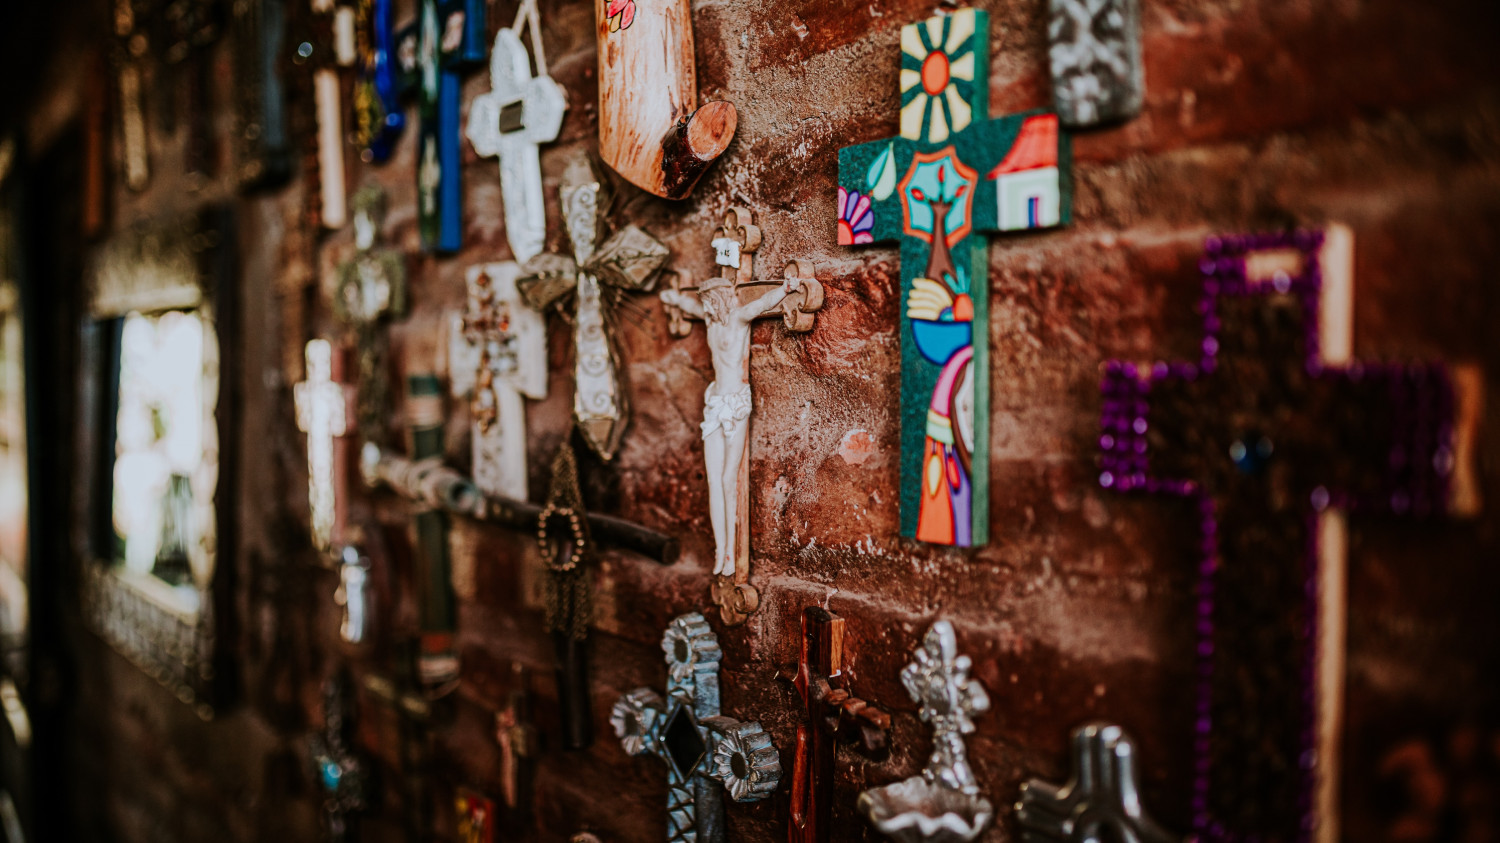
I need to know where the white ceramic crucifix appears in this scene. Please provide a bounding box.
[659,207,823,625]
[295,339,356,554]
[448,262,547,500]
[465,0,566,264]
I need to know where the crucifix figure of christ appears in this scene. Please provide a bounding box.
[838,7,1072,548]
[782,607,893,843]
[295,339,356,555]
[412,0,483,252]
[465,0,566,265]
[519,154,670,460]
[1097,228,1472,842]
[336,185,407,443]
[1015,722,1176,843]
[610,612,782,843]
[448,262,547,500]
[857,620,993,842]
[494,663,538,831]
[659,207,823,625]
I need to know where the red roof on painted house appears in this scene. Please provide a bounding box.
[987,114,1059,178]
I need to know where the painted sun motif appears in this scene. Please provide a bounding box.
[899,10,979,145]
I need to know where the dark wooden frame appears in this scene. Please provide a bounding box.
[77,206,238,718]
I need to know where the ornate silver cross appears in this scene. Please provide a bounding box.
[519,155,669,460]
[448,262,547,500]
[1015,723,1177,843]
[858,620,993,843]
[465,0,566,264]
[610,612,782,843]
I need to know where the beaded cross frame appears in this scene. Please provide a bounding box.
[1099,230,1455,841]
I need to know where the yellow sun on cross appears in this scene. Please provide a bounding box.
[898,10,978,145]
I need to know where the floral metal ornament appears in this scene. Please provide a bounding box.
[858,620,993,843]
[1047,0,1143,128]
[519,155,670,460]
[1015,723,1176,843]
[610,612,782,843]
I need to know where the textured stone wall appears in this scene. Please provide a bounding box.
[29,0,1500,840]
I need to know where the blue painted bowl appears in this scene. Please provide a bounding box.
[911,319,972,365]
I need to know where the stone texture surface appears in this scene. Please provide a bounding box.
[18,0,1500,840]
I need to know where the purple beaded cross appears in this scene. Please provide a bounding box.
[1098,230,1455,842]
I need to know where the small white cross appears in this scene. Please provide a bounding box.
[295,339,353,552]
[466,27,566,264]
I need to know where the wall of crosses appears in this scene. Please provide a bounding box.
[21,0,1500,840]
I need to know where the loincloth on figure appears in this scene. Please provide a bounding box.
[701,381,752,438]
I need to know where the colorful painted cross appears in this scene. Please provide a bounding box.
[786,607,892,843]
[352,0,406,162]
[447,262,547,500]
[838,8,1071,548]
[1097,229,1461,842]
[610,612,782,843]
[465,0,566,264]
[309,671,370,843]
[659,207,823,625]
[518,155,670,461]
[414,0,485,252]
[295,339,356,555]
[856,620,993,842]
[1015,723,1176,843]
[335,185,406,443]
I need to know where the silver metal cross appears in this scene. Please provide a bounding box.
[610,612,782,843]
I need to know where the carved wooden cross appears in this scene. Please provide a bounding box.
[336,185,407,442]
[448,262,547,500]
[466,0,566,264]
[298,0,351,228]
[591,0,736,198]
[660,207,822,625]
[837,8,1071,548]
[1015,723,1175,843]
[494,663,538,830]
[518,155,670,460]
[610,612,782,843]
[786,607,892,843]
[1097,228,1471,842]
[309,671,370,843]
[295,339,356,555]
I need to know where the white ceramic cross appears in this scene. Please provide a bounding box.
[295,339,354,553]
[465,0,566,264]
[449,263,548,500]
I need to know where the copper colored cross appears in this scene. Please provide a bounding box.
[787,607,891,843]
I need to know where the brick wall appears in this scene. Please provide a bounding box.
[29,0,1500,840]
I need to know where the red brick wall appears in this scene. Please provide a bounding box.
[38,0,1500,840]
